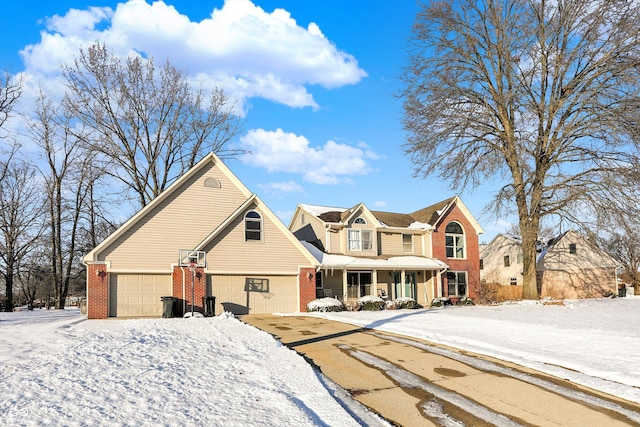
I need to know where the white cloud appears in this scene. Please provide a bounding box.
[373,200,387,208]
[17,0,366,113]
[239,128,377,185]
[257,180,304,197]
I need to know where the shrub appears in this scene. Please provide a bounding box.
[458,297,474,306]
[395,297,419,309]
[357,296,385,311]
[431,297,451,307]
[475,281,499,304]
[306,297,345,312]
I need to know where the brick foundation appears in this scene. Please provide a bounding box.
[172,266,206,316]
[87,263,109,319]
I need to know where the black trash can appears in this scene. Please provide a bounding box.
[161,296,177,318]
[619,287,627,298]
[202,296,216,317]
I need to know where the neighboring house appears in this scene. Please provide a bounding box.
[289,197,484,306]
[84,153,318,319]
[479,234,525,287]
[480,230,619,299]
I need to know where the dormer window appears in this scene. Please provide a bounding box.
[354,217,367,225]
[245,211,262,241]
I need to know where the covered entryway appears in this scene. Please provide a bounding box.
[109,274,172,317]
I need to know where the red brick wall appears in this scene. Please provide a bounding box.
[431,204,481,299]
[299,268,316,312]
[87,264,109,319]
[172,266,206,315]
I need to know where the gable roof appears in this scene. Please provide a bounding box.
[84,152,317,266]
[297,196,484,234]
[538,229,618,267]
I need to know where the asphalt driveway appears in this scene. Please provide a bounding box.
[242,314,640,427]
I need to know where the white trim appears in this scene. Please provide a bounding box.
[205,270,304,276]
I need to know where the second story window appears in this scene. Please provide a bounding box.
[245,211,262,241]
[569,243,577,254]
[402,234,413,253]
[445,222,465,258]
[504,255,510,267]
[354,217,367,224]
[348,229,373,251]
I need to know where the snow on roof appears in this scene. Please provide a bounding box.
[299,203,347,217]
[407,221,432,230]
[301,241,448,270]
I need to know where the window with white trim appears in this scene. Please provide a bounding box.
[446,271,467,297]
[445,222,465,258]
[245,211,262,241]
[354,217,367,224]
[402,234,413,253]
[348,229,373,251]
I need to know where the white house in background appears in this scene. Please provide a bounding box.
[481,230,619,299]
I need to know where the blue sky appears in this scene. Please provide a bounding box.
[0,0,511,242]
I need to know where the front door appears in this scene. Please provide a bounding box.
[405,272,416,299]
[347,271,372,298]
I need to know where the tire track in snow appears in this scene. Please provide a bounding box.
[339,344,524,427]
[372,332,640,425]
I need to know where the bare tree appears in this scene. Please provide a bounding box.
[401,0,640,299]
[0,157,45,311]
[0,71,22,132]
[589,209,640,295]
[29,91,99,309]
[63,42,244,208]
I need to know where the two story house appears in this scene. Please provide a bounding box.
[289,197,484,306]
[480,230,619,299]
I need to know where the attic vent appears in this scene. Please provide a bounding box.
[204,177,221,188]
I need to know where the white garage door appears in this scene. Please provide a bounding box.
[110,274,172,317]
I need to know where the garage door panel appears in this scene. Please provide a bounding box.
[110,274,171,317]
[210,275,297,315]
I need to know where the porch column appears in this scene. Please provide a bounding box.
[400,270,406,298]
[372,270,378,297]
[342,270,348,300]
[436,270,444,298]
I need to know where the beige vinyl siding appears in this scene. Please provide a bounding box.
[109,274,171,317]
[328,229,341,253]
[98,162,247,270]
[292,214,327,249]
[378,232,425,256]
[205,204,311,273]
[538,234,617,271]
[209,274,298,314]
[380,232,402,255]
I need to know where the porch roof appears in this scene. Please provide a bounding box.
[301,241,448,271]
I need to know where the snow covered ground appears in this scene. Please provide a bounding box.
[2,296,639,426]
[314,296,640,404]
[0,310,380,426]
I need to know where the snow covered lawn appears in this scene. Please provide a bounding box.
[2,297,640,426]
[314,296,640,404]
[0,310,370,426]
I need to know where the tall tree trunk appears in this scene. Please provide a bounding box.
[4,264,14,311]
